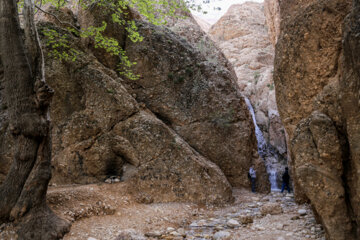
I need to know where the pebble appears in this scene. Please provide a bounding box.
[276,223,284,230]
[167,227,175,232]
[213,231,231,239]
[87,238,97,240]
[170,231,181,236]
[226,219,240,228]
[145,231,162,237]
[298,209,307,216]
[239,215,253,224]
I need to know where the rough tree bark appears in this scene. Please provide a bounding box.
[0,0,70,238]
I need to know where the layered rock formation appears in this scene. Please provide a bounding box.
[207,2,287,187]
[0,3,271,204]
[272,0,359,238]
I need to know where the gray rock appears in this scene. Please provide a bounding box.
[213,231,231,239]
[298,209,307,216]
[145,231,162,238]
[226,219,240,228]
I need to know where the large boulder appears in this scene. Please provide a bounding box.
[273,0,359,238]
[77,4,270,191]
[42,20,234,204]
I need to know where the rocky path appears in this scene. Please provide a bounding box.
[0,183,325,240]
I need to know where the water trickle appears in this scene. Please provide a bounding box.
[269,169,280,191]
[244,97,280,191]
[244,97,266,156]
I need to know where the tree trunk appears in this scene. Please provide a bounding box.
[0,0,70,239]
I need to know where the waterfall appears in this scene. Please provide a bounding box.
[244,97,280,191]
[244,97,267,156]
[269,169,280,191]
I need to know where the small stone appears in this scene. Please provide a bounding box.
[239,215,253,224]
[170,231,181,236]
[167,227,175,232]
[277,237,285,240]
[298,209,307,216]
[177,228,185,235]
[105,178,112,184]
[145,231,162,237]
[87,238,97,240]
[213,231,231,239]
[215,225,225,231]
[226,219,240,228]
[261,203,283,215]
[291,215,300,220]
[276,223,284,230]
[189,222,198,227]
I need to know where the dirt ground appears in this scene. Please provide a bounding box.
[0,182,325,240]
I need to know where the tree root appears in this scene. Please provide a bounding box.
[16,205,70,240]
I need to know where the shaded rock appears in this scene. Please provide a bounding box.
[239,215,254,224]
[273,0,359,238]
[341,2,360,236]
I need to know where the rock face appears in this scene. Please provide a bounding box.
[0,3,270,203]
[78,4,270,191]
[341,1,360,237]
[208,2,287,187]
[273,0,359,238]
[264,0,280,46]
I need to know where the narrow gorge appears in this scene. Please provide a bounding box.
[0,0,359,239]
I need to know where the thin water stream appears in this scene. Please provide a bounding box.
[244,97,280,191]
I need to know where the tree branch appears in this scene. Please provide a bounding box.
[34,5,79,30]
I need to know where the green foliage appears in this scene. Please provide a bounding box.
[41,28,80,62]
[267,83,274,90]
[19,0,202,80]
[253,71,260,82]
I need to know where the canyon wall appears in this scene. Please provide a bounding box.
[208,2,287,187]
[272,0,359,238]
[0,4,270,204]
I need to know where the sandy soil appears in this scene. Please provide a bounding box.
[0,182,324,240]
